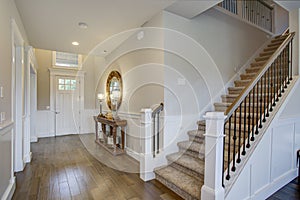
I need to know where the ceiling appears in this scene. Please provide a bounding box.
[274,0,300,11]
[15,0,175,55]
[15,0,223,56]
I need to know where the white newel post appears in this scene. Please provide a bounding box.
[201,112,226,200]
[140,108,154,181]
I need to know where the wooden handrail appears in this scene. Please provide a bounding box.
[225,32,295,119]
[258,0,274,10]
[282,28,290,36]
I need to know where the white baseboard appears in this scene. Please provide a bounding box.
[126,147,140,162]
[30,136,38,143]
[37,132,55,138]
[24,152,32,163]
[1,177,16,200]
[251,169,297,200]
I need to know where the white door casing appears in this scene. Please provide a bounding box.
[30,69,37,143]
[49,68,85,136]
[11,19,25,172]
[23,46,37,163]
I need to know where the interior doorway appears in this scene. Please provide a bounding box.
[55,76,80,135]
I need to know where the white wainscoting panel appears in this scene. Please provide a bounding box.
[36,110,54,138]
[119,112,141,160]
[225,118,300,200]
[271,124,294,181]
[0,121,15,199]
[80,109,98,134]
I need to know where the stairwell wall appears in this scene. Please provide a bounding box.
[161,9,270,155]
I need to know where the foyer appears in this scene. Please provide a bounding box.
[1,0,300,200]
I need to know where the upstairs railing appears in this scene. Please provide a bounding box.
[218,0,274,32]
[152,103,164,157]
[222,32,295,185]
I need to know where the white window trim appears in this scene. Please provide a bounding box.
[52,51,82,69]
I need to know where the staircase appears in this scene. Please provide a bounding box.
[154,33,293,200]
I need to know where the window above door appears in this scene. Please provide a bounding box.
[52,51,82,69]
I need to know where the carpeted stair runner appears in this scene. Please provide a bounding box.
[154,34,288,199]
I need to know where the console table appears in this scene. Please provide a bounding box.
[94,116,127,155]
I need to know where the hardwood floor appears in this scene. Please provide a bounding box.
[12,134,299,200]
[12,135,182,200]
[267,178,300,200]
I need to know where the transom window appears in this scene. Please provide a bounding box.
[52,51,82,68]
[58,78,77,91]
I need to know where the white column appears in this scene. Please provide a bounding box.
[201,112,226,200]
[140,108,154,181]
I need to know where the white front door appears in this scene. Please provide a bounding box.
[55,76,80,136]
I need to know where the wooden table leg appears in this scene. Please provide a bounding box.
[121,128,125,150]
[102,124,106,143]
[112,126,117,152]
[95,118,98,141]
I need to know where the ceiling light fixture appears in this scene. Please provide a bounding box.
[72,41,79,46]
[137,31,144,40]
[78,22,88,29]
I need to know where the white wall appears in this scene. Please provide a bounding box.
[91,8,272,159]
[274,3,289,35]
[289,8,300,76]
[225,78,300,200]
[0,0,29,198]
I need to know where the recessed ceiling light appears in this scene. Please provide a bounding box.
[78,22,88,29]
[72,41,79,46]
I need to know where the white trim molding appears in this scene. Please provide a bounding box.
[1,177,16,200]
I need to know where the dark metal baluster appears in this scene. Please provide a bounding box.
[273,62,277,106]
[222,126,226,186]
[259,78,263,128]
[247,93,251,148]
[226,117,231,180]
[157,113,160,154]
[153,116,155,157]
[242,98,247,155]
[281,50,284,92]
[278,53,283,97]
[290,40,293,81]
[263,72,267,122]
[237,103,242,163]
[287,42,291,84]
[270,63,274,111]
[266,68,270,117]
[282,46,287,88]
[255,82,259,135]
[276,57,280,101]
[251,86,255,140]
[232,111,237,172]
[284,47,288,88]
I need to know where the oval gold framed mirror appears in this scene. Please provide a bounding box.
[106,70,122,110]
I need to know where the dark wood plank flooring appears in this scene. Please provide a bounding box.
[267,178,300,200]
[12,135,182,200]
